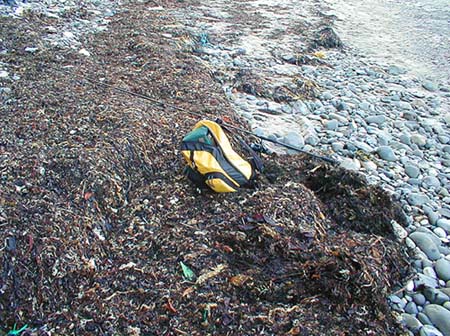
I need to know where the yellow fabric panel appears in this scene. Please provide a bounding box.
[181,150,240,187]
[193,151,240,187]
[206,178,237,193]
[194,120,253,180]
[181,150,193,167]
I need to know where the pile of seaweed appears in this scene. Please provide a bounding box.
[0,2,409,335]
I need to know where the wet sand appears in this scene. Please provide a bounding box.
[326,0,450,83]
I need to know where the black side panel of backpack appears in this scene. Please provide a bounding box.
[183,166,208,189]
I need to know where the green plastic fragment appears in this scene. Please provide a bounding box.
[7,324,28,336]
[180,261,196,281]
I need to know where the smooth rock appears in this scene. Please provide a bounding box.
[401,313,422,333]
[423,81,439,92]
[433,227,446,238]
[411,134,428,146]
[423,266,437,279]
[415,273,439,288]
[423,176,441,189]
[400,134,412,145]
[423,304,450,335]
[377,146,398,161]
[434,258,450,281]
[405,301,419,314]
[405,164,420,178]
[283,132,305,149]
[428,212,440,225]
[409,232,440,260]
[362,161,377,171]
[437,218,450,232]
[413,293,426,306]
[388,65,407,75]
[325,119,339,131]
[392,221,408,240]
[305,134,319,146]
[408,193,430,207]
[322,91,333,100]
[339,158,361,171]
[418,312,433,325]
[424,288,449,305]
[419,325,444,336]
[365,115,386,125]
[291,100,309,114]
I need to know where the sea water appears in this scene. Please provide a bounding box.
[327,0,450,83]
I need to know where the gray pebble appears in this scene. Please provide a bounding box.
[414,273,439,288]
[433,227,446,238]
[428,212,440,225]
[365,114,386,125]
[401,313,422,332]
[424,288,449,305]
[405,164,421,178]
[405,301,419,314]
[423,80,439,92]
[400,134,412,145]
[419,325,444,336]
[409,232,440,260]
[423,266,437,279]
[411,134,428,147]
[326,119,339,131]
[377,146,398,161]
[423,304,450,335]
[322,91,333,100]
[418,312,433,325]
[408,193,431,207]
[414,293,427,306]
[283,132,305,149]
[423,176,441,188]
[437,218,450,232]
[434,258,450,281]
[339,158,361,171]
[399,101,413,110]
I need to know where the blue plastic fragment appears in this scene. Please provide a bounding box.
[7,324,28,336]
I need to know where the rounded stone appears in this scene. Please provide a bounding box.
[419,325,444,336]
[405,301,419,314]
[325,119,339,131]
[436,218,450,232]
[409,232,440,260]
[401,313,422,333]
[405,164,420,178]
[423,304,450,335]
[283,132,305,149]
[423,80,438,92]
[418,312,432,325]
[423,266,437,279]
[377,146,398,161]
[411,134,427,146]
[428,212,440,225]
[423,176,441,189]
[413,293,426,306]
[365,115,385,125]
[433,227,447,238]
[434,258,450,281]
[424,288,449,305]
[408,193,431,207]
[339,158,361,171]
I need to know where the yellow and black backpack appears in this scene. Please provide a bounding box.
[181,120,263,192]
